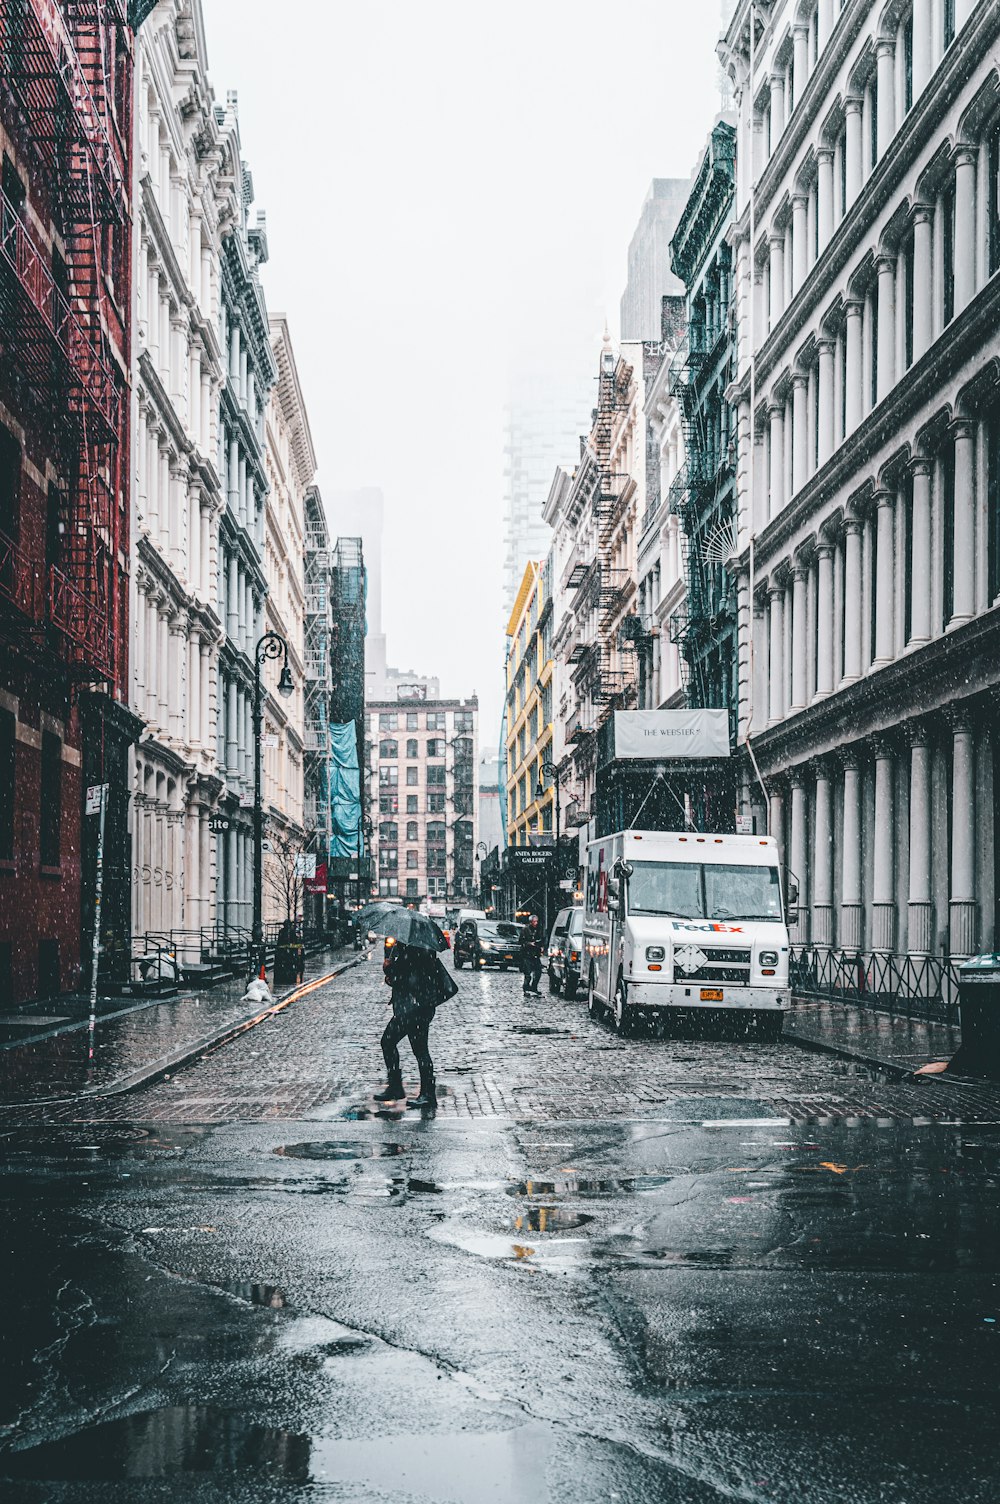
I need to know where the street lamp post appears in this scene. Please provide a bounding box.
[537,759,567,929]
[253,631,294,976]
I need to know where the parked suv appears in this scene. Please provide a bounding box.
[547,906,584,998]
[453,918,520,970]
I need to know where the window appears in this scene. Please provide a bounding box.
[427,738,443,757]
[406,738,418,759]
[869,279,879,411]
[406,712,418,730]
[379,738,398,759]
[406,795,418,813]
[406,879,419,897]
[382,848,398,870]
[869,75,878,172]
[942,438,956,626]
[0,707,13,860]
[428,792,446,813]
[943,0,955,47]
[902,232,915,369]
[427,847,446,871]
[378,712,398,731]
[378,765,398,787]
[902,471,914,642]
[406,766,418,786]
[40,730,61,867]
[902,13,913,114]
[426,712,444,730]
[406,821,418,841]
[380,822,398,843]
[942,179,955,326]
[838,129,847,217]
[455,711,473,731]
[427,821,446,844]
[988,121,1000,278]
[427,765,445,785]
[406,850,418,869]
[379,793,398,815]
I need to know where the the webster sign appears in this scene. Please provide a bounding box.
[613,710,731,760]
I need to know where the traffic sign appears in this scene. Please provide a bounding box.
[85,783,107,815]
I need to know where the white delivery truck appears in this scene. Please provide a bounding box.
[584,828,791,1037]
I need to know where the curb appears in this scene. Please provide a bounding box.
[782,1022,911,1079]
[3,954,367,1107]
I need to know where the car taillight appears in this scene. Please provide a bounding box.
[569,950,579,963]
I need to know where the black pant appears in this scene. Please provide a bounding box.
[381,1009,435,1092]
[522,958,542,993]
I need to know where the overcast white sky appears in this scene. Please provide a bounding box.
[202,0,726,738]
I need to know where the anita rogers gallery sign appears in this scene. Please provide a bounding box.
[613,710,731,760]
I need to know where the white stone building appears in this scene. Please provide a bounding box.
[723,0,1000,972]
[261,315,309,918]
[131,0,229,951]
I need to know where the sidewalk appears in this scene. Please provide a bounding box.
[785,994,959,1076]
[0,947,359,1107]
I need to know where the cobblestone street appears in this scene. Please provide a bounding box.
[8,952,1000,1127]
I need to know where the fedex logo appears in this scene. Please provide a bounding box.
[671,921,744,934]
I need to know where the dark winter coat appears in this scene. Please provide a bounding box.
[384,944,458,1020]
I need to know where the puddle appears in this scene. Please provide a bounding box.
[513,1207,593,1232]
[428,1222,589,1271]
[626,1246,739,1268]
[509,1025,569,1036]
[407,1178,443,1194]
[509,1174,673,1198]
[274,1140,405,1160]
[0,1406,553,1500]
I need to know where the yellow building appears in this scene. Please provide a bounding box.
[505,560,554,847]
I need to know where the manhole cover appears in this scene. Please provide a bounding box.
[274,1141,405,1161]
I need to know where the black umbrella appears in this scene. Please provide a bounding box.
[360,905,448,952]
[356,900,406,930]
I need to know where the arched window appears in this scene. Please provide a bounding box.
[379,738,398,759]
[406,821,418,841]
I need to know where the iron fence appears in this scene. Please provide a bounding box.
[789,946,961,1026]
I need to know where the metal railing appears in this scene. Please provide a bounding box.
[789,946,961,1026]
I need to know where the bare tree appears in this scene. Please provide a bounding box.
[264,830,308,926]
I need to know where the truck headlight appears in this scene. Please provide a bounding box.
[759,950,778,967]
[646,946,665,961]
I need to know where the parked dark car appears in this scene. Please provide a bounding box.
[453,918,520,970]
[547,906,584,998]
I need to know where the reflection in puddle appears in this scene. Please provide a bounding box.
[509,1174,673,1198]
[274,1141,405,1160]
[1,1406,553,1501]
[513,1207,593,1233]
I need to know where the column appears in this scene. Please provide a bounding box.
[840,751,863,949]
[815,540,835,697]
[818,0,834,49]
[817,338,836,464]
[768,784,785,863]
[812,761,834,946]
[200,643,212,756]
[793,25,809,103]
[752,596,768,734]
[911,206,933,360]
[768,583,785,724]
[769,234,785,325]
[169,620,185,739]
[949,710,977,956]
[872,490,895,667]
[791,194,808,295]
[135,578,146,710]
[157,607,170,726]
[876,40,895,157]
[908,457,933,644]
[907,723,933,953]
[189,637,201,747]
[950,417,976,624]
[875,254,896,401]
[226,553,239,642]
[817,147,834,247]
[844,301,864,432]
[842,517,863,683]
[768,402,784,519]
[871,738,895,951]
[770,74,785,139]
[790,565,808,711]
[789,771,808,942]
[845,98,863,205]
[226,674,238,777]
[954,145,978,312]
[791,374,809,494]
[912,0,932,97]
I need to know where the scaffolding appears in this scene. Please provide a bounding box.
[0,0,133,688]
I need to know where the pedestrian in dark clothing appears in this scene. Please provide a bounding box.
[519,914,543,996]
[375,940,455,1108]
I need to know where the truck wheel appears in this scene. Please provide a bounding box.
[454,954,464,970]
[564,974,578,1001]
[548,968,561,996]
[613,979,635,1037]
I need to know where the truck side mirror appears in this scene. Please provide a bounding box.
[608,897,620,914]
[786,880,799,907]
[607,877,620,899]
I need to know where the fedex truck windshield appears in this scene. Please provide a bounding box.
[627,861,782,923]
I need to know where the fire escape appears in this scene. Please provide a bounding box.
[0,0,132,687]
[303,494,332,858]
[589,340,634,719]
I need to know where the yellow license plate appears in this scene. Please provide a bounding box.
[700,988,724,1002]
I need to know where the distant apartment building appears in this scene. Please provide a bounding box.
[619,178,690,340]
[368,696,478,903]
[504,560,554,847]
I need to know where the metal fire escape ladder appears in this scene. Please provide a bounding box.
[590,347,633,712]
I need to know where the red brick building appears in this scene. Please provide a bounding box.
[0,0,140,1001]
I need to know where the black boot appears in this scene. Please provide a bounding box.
[374,1072,404,1103]
[408,1074,437,1109]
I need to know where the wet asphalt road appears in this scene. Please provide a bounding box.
[2,960,1000,1502]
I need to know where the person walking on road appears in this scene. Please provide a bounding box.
[519,914,543,997]
[375,939,456,1109]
